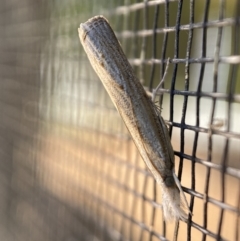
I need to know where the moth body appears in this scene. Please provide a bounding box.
[79,15,190,221]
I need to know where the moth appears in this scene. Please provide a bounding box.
[78,15,190,221]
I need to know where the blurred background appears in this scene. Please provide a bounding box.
[0,0,239,241]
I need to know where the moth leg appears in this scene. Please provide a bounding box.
[208,118,225,137]
[173,172,192,215]
[152,58,170,103]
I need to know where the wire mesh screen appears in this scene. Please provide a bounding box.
[0,0,239,241]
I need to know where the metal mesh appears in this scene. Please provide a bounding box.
[0,0,239,241]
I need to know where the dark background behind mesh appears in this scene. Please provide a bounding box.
[0,0,239,241]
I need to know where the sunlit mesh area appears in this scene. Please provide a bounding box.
[0,0,239,241]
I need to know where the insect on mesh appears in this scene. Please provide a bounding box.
[0,0,239,241]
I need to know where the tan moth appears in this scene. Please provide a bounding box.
[78,15,190,221]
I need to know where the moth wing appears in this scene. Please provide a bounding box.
[112,87,167,184]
